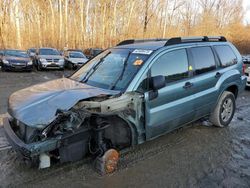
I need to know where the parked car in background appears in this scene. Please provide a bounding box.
[0,49,33,71]
[27,48,36,60]
[0,50,4,68]
[3,36,246,173]
[66,49,85,54]
[84,48,103,59]
[243,55,250,87]
[64,51,88,70]
[34,48,65,70]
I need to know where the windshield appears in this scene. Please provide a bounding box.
[5,50,29,58]
[69,52,86,58]
[70,48,151,91]
[39,49,60,55]
[93,49,102,56]
[29,48,36,53]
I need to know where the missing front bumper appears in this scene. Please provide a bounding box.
[3,117,90,163]
[3,118,59,158]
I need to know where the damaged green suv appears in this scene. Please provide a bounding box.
[4,36,246,173]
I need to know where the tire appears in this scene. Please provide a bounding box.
[37,62,42,71]
[68,62,73,70]
[209,91,236,127]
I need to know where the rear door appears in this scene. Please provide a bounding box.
[144,48,196,139]
[188,46,219,118]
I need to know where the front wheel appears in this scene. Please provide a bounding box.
[37,62,42,71]
[209,91,236,127]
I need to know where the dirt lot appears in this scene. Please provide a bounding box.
[0,71,250,187]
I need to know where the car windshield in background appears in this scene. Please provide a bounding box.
[70,48,151,91]
[39,49,60,55]
[93,49,102,56]
[5,50,29,58]
[69,52,86,58]
[29,48,36,53]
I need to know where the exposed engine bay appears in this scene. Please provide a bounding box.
[7,92,144,173]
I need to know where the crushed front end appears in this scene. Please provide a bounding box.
[4,109,91,168]
[4,92,144,172]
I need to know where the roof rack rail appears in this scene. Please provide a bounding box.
[116,38,168,46]
[165,36,227,46]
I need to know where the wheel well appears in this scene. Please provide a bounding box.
[226,85,238,98]
[102,116,132,150]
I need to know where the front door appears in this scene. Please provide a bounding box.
[144,49,196,139]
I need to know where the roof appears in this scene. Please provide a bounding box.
[114,41,167,50]
[114,36,227,51]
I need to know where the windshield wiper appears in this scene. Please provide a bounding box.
[81,51,111,82]
[109,51,131,90]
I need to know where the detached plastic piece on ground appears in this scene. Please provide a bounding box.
[39,153,50,169]
[94,149,119,175]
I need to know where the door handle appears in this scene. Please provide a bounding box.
[183,82,193,89]
[215,72,221,78]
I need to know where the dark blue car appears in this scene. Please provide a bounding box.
[0,50,33,71]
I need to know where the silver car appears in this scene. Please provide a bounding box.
[65,51,88,70]
[34,48,65,70]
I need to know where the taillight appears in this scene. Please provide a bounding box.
[242,63,246,75]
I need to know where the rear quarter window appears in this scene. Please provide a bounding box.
[214,45,237,67]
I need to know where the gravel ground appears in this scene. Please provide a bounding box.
[0,70,250,187]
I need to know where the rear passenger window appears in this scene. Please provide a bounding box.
[214,45,237,67]
[191,47,216,75]
[151,49,189,83]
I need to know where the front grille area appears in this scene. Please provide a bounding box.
[9,59,27,64]
[47,64,60,68]
[46,59,59,62]
[9,60,27,68]
[11,64,26,68]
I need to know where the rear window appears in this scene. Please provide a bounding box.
[190,47,216,75]
[214,45,237,67]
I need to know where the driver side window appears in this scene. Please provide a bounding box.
[137,49,189,92]
[151,49,189,83]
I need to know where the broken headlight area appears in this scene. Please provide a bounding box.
[41,108,91,140]
[10,118,41,144]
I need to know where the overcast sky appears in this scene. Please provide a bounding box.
[243,0,250,24]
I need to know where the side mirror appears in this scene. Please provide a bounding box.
[150,75,165,91]
[148,75,165,100]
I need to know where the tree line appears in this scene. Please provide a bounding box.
[0,0,249,54]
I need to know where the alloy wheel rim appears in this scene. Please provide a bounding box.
[221,98,233,122]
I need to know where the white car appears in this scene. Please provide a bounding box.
[65,51,88,70]
[245,68,250,87]
[243,56,250,87]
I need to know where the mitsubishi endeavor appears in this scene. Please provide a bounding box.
[3,36,246,173]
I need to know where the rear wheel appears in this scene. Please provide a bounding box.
[209,91,236,127]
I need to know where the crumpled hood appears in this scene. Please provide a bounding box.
[8,78,119,128]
